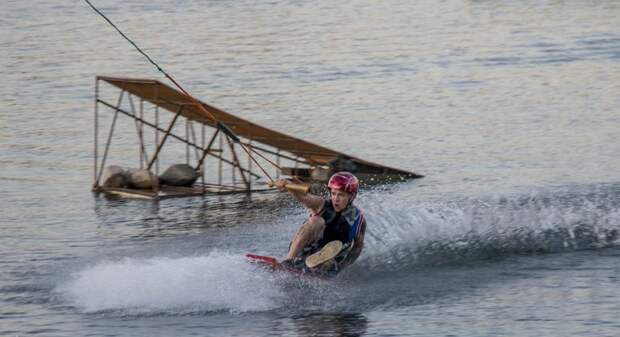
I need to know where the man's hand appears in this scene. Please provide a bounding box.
[273,179,289,192]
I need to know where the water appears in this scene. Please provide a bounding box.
[2,0,620,336]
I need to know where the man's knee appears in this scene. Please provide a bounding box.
[306,215,325,230]
[299,215,324,239]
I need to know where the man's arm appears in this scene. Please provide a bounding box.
[274,179,324,214]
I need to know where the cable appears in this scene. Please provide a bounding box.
[84,0,278,183]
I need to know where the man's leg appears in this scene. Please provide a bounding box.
[285,215,325,260]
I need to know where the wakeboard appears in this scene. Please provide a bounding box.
[245,253,330,278]
[246,240,345,278]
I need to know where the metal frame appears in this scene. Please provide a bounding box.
[92,76,422,199]
[93,77,302,199]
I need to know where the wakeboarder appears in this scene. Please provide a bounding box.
[274,172,367,275]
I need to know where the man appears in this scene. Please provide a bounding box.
[274,171,367,274]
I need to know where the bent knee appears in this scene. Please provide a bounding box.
[301,216,325,238]
[307,215,325,228]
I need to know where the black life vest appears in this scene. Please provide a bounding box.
[317,199,363,246]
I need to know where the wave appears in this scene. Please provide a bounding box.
[56,251,346,315]
[57,252,289,314]
[356,183,620,274]
[57,183,620,314]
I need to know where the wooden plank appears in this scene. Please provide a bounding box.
[99,184,274,200]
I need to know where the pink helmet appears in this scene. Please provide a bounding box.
[328,172,359,200]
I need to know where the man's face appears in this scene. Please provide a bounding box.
[330,188,351,212]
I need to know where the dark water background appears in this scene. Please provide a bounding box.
[2,0,620,336]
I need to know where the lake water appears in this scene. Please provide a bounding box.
[2,0,620,336]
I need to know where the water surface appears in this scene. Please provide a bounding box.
[1,0,620,336]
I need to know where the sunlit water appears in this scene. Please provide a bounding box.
[2,0,620,336]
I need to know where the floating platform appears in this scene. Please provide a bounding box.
[100,183,272,200]
[92,76,422,199]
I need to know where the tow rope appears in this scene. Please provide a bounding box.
[84,0,288,186]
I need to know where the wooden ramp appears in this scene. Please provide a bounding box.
[93,76,422,199]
